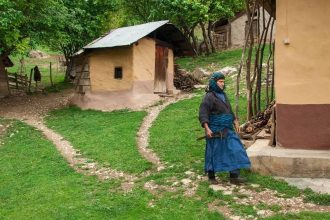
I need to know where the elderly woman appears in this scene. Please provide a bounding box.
[199,72,251,184]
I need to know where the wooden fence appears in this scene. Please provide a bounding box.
[7,73,29,92]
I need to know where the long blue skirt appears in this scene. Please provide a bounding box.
[205,129,251,172]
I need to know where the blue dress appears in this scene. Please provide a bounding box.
[204,113,251,172]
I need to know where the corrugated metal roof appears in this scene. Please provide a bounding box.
[84,20,169,49]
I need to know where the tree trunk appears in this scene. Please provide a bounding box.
[236,0,257,120]
[199,21,210,55]
[182,25,199,56]
[0,53,10,97]
[266,18,275,106]
[271,42,275,101]
[245,0,256,120]
[207,21,216,53]
[256,10,272,112]
[189,27,199,56]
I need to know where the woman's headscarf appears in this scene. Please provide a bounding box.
[208,72,225,93]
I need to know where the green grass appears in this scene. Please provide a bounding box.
[2,47,329,219]
[149,95,205,173]
[176,46,273,122]
[0,120,223,219]
[44,107,151,174]
[176,48,244,72]
[303,188,330,206]
[8,48,68,91]
[148,90,330,207]
[264,212,330,220]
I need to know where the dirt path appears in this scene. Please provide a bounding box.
[0,89,74,120]
[25,119,137,182]
[208,182,330,219]
[0,90,136,182]
[143,168,330,219]
[0,90,195,184]
[137,93,195,172]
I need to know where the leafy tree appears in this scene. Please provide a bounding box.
[0,0,65,95]
[0,0,119,83]
[120,0,160,25]
[119,0,244,55]
[199,0,244,54]
[46,0,119,81]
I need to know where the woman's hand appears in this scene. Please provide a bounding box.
[203,123,213,138]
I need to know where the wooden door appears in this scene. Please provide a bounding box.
[154,45,168,93]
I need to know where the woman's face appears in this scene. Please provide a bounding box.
[216,79,225,90]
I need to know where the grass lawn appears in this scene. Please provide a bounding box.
[1,47,329,219]
[0,119,222,219]
[176,48,244,72]
[44,107,152,174]
[148,93,330,207]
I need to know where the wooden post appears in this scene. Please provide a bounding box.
[28,68,33,93]
[24,74,28,91]
[50,62,53,86]
[5,69,10,95]
[15,73,18,89]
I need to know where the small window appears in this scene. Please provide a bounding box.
[114,67,123,79]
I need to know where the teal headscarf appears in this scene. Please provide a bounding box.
[208,72,225,93]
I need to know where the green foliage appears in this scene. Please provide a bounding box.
[0,0,119,63]
[0,0,66,55]
[119,0,244,54]
[47,0,119,57]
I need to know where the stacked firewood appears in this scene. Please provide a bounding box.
[173,65,201,91]
[239,101,276,142]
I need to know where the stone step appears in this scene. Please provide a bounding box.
[247,140,330,178]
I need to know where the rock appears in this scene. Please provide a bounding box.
[230,216,241,220]
[238,188,246,193]
[218,66,237,75]
[250,184,260,188]
[193,84,207,89]
[148,200,155,208]
[184,170,195,176]
[28,50,50,59]
[210,185,227,191]
[172,181,180,186]
[223,190,233,195]
[181,178,192,186]
[257,210,266,216]
[191,68,210,80]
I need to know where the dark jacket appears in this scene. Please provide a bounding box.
[199,91,235,127]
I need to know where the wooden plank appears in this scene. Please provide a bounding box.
[154,45,168,93]
[49,62,53,86]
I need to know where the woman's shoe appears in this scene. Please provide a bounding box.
[229,177,247,185]
[208,178,219,185]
